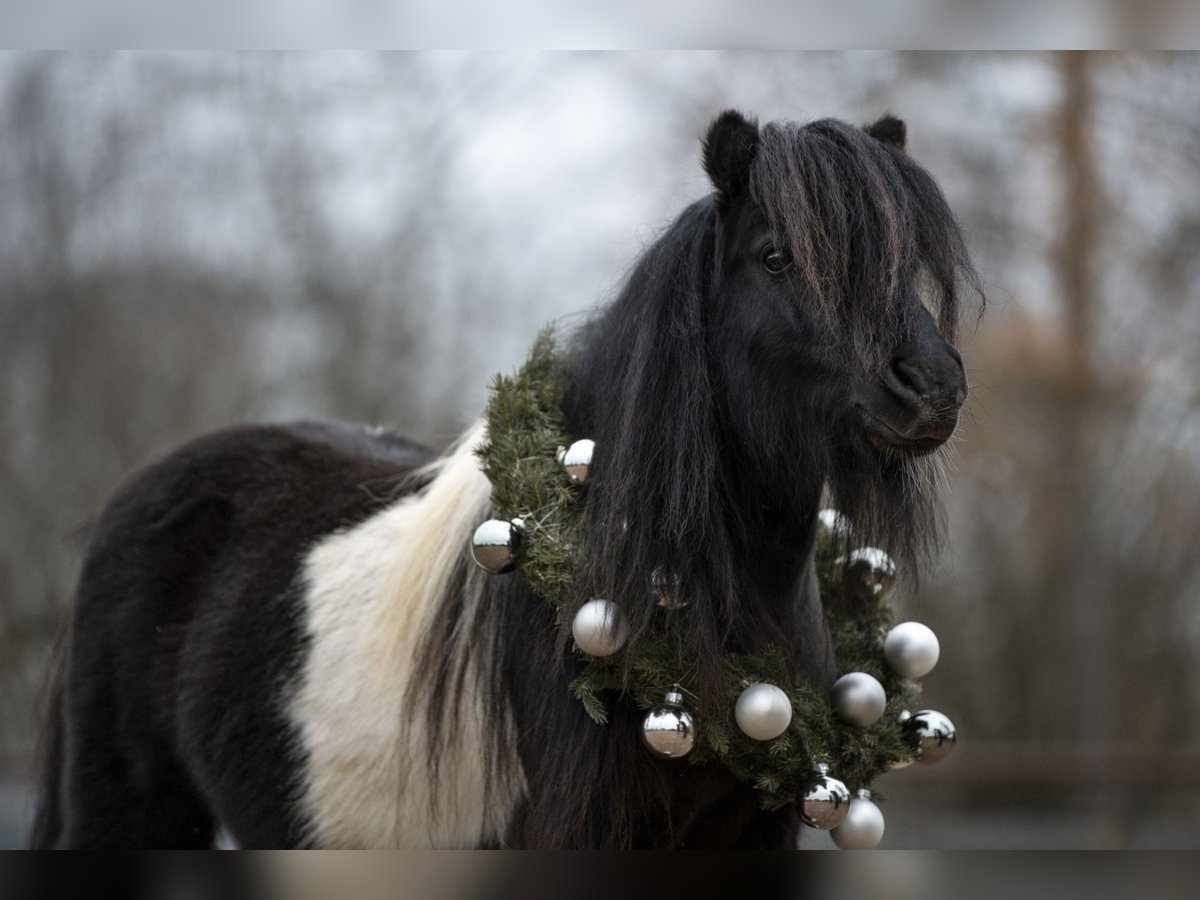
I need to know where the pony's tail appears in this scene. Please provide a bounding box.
[29,625,67,849]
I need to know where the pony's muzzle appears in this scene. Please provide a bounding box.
[858,339,966,455]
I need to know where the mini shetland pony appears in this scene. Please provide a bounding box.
[32,111,979,849]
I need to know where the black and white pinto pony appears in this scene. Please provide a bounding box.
[32,111,980,849]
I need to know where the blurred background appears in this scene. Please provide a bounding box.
[1,51,1198,848]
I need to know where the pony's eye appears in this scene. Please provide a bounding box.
[761,244,792,275]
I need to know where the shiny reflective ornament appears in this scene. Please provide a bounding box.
[884,621,940,678]
[831,789,885,850]
[903,709,957,765]
[557,439,595,483]
[470,518,523,574]
[642,690,695,759]
[817,508,853,541]
[571,598,629,657]
[842,547,897,601]
[830,672,887,727]
[734,683,793,741]
[650,566,687,609]
[799,764,851,830]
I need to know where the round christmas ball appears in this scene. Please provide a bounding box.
[884,621,940,678]
[557,439,595,483]
[904,709,957,765]
[830,672,887,727]
[799,768,851,830]
[470,518,521,574]
[734,683,793,741]
[831,790,885,850]
[843,547,897,601]
[642,690,695,759]
[571,598,629,657]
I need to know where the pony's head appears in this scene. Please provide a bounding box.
[698,110,981,559]
[705,110,971,460]
[565,110,981,700]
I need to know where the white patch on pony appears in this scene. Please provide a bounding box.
[288,423,524,847]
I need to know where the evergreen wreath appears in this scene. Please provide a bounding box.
[475,329,953,831]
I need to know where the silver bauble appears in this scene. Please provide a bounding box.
[903,709,957,765]
[571,598,629,657]
[831,789,885,850]
[799,765,851,830]
[817,508,853,541]
[843,547,897,601]
[734,683,793,741]
[470,518,522,573]
[557,439,595,483]
[830,672,887,727]
[641,690,695,759]
[884,621,940,679]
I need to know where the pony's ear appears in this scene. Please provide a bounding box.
[866,114,907,150]
[702,110,759,205]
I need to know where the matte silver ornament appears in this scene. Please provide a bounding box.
[884,621,940,678]
[842,547,897,601]
[641,689,695,759]
[571,598,629,657]
[831,789,885,850]
[903,709,957,765]
[830,672,887,727]
[470,518,523,573]
[734,683,793,741]
[557,439,595,483]
[817,508,853,541]
[799,764,851,830]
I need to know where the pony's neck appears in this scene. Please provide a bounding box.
[717,433,828,637]
[561,362,831,671]
[735,482,823,596]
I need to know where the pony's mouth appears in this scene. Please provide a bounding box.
[855,406,946,458]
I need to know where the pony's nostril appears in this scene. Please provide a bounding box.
[887,349,967,415]
[889,358,930,401]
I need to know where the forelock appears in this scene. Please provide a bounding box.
[749,118,980,370]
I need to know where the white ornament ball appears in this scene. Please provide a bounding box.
[830,672,887,727]
[734,683,793,741]
[884,621,940,678]
[642,690,695,759]
[557,439,595,483]
[470,518,522,573]
[904,709,957,766]
[571,598,629,657]
[831,790,885,850]
[799,767,852,830]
